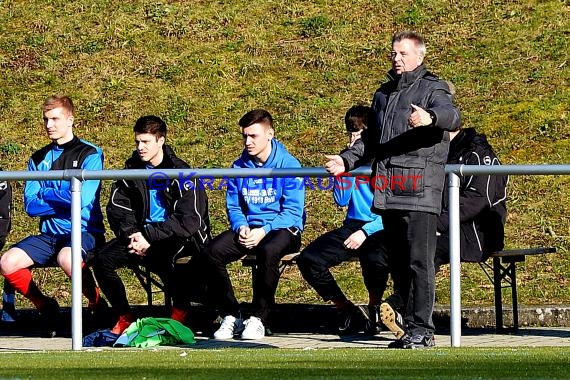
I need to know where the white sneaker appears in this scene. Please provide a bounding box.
[240,316,265,340]
[213,315,243,340]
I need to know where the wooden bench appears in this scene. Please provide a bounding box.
[6,247,555,330]
[239,247,558,333]
[479,247,557,332]
[1,261,173,322]
[129,252,302,307]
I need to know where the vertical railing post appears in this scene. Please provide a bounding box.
[449,171,461,347]
[70,176,83,350]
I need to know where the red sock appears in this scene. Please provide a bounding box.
[111,313,135,335]
[170,307,188,323]
[4,269,47,309]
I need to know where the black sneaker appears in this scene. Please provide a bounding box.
[380,300,405,339]
[364,304,381,335]
[337,305,368,336]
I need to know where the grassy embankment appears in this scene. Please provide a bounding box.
[0,0,568,309]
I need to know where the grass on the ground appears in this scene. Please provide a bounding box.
[2,348,570,379]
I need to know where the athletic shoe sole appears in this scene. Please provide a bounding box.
[380,302,405,339]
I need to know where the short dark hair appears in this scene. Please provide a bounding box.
[133,115,167,139]
[239,109,273,129]
[345,105,374,132]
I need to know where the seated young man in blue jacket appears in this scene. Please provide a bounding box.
[297,105,389,335]
[0,95,106,318]
[205,109,305,340]
[91,115,211,335]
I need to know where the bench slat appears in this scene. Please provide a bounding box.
[489,247,556,258]
[242,252,300,267]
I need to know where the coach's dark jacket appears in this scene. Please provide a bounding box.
[341,64,460,215]
[438,128,508,262]
[107,145,210,248]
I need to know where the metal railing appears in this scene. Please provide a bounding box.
[1,164,569,349]
[446,164,570,347]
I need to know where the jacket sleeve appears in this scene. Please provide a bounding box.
[333,176,354,207]
[226,175,249,233]
[339,137,372,172]
[428,87,461,132]
[361,216,384,236]
[437,151,493,232]
[107,179,141,242]
[144,177,208,242]
[24,158,57,217]
[40,151,104,209]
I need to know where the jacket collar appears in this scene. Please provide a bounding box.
[53,135,79,150]
[126,144,178,169]
[386,64,428,90]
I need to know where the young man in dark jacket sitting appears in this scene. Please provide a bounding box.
[435,127,508,270]
[91,115,211,334]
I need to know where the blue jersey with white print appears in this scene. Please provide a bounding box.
[24,136,105,235]
[226,139,305,234]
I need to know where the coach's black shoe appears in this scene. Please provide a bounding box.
[337,305,367,336]
[388,332,435,349]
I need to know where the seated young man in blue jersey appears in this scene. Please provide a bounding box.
[0,95,106,318]
[297,105,389,335]
[205,109,305,341]
[91,115,211,335]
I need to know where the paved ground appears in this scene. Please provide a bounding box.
[2,327,570,351]
[2,304,570,351]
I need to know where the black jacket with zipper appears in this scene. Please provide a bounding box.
[106,145,210,250]
[438,128,508,262]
